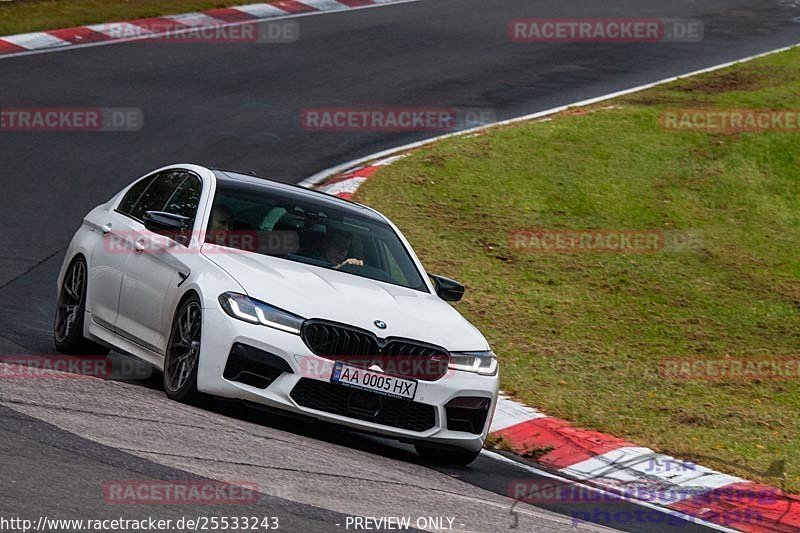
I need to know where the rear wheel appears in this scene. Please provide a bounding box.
[54,257,109,355]
[415,443,482,466]
[163,295,203,404]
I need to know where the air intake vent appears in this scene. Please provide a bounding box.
[223,343,292,389]
[290,378,436,432]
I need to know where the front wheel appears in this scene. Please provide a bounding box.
[415,443,482,466]
[163,295,204,404]
[54,256,109,355]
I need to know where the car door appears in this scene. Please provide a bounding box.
[87,173,156,331]
[114,170,202,354]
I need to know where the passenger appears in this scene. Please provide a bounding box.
[210,205,235,232]
[207,205,235,246]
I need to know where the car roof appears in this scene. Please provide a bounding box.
[212,169,386,223]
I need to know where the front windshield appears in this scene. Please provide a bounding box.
[206,179,428,292]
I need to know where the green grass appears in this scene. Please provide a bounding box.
[355,48,800,491]
[0,0,278,35]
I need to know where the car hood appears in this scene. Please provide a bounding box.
[203,250,489,351]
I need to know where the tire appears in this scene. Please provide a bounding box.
[54,256,110,355]
[163,294,204,404]
[415,443,482,466]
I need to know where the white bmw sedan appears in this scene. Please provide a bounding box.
[54,164,499,464]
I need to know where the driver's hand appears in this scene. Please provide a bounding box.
[334,258,364,269]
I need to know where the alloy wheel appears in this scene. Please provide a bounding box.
[54,259,86,343]
[165,300,202,392]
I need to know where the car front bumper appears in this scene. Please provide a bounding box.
[197,308,499,452]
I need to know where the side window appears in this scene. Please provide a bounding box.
[163,172,202,226]
[128,171,186,221]
[117,175,155,217]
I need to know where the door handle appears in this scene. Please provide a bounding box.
[134,240,145,253]
[101,224,112,234]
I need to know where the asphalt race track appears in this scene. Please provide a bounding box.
[1,0,799,531]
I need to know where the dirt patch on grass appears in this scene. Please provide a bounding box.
[562,104,622,117]
[420,154,447,168]
[676,68,771,94]
[622,94,681,106]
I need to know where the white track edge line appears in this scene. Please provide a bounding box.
[0,0,421,60]
[483,450,741,533]
[299,41,800,187]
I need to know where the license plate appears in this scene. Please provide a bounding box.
[330,361,417,400]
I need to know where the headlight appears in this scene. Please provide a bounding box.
[448,350,498,376]
[218,292,304,334]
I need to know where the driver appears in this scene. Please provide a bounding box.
[324,230,363,270]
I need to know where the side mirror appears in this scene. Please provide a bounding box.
[143,211,191,244]
[430,274,465,302]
